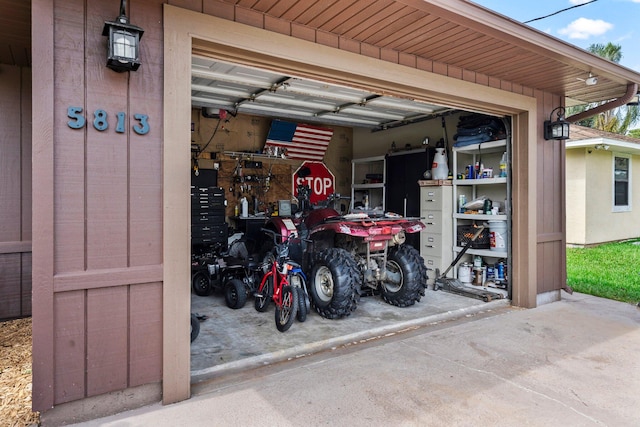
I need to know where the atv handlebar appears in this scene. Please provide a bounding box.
[261,228,297,245]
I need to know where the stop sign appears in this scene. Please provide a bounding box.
[293,161,336,204]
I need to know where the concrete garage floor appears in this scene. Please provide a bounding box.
[190,285,510,382]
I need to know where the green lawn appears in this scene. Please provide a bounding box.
[566,239,640,304]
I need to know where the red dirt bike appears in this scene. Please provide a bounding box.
[254,229,308,332]
[259,171,427,320]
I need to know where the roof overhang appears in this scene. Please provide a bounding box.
[566,138,640,155]
[5,0,640,108]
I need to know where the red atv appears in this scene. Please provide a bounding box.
[261,176,428,319]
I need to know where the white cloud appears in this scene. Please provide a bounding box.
[558,18,613,39]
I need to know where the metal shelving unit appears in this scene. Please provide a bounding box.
[452,139,509,260]
[350,156,386,211]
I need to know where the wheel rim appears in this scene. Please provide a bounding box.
[383,260,404,293]
[314,266,334,303]
[262,252,275,274]
[279,289,294,324]
[227,286,238,305]
[194,273,209,292]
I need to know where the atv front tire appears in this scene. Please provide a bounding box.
[309,248,361,319]
[224,278,247,309]
[380,245,427,307]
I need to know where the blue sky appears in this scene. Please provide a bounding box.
[472,0,640,72]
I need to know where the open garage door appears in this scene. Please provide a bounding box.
[187,56,512,380]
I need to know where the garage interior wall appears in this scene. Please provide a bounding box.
[192,108,467,215]
[0,64,32,320]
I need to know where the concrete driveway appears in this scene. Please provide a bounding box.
[59,292,640,426]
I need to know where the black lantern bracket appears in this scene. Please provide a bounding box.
[102,0,144,72]
[544,106,570,140]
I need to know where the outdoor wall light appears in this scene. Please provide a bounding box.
[102,0,144,72]
[544,107,570,140]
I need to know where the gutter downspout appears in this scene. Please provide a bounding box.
[566,83,638,123]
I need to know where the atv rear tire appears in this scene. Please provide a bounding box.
[309,248,361,319]
[192,271,213,296]
[380,245,427,307]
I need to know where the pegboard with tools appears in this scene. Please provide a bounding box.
[215,157,298,219]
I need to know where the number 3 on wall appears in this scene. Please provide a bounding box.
[67,107,149,135]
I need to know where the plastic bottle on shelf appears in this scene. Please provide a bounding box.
[240,197,249,217]
[499,152,507,177]
[431,147,449,179]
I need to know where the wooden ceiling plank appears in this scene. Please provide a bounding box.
[409,26,472,57]
[326,0,395,35]
[376,14,440,49]
[392,18,457,52]
[342,3,408,40]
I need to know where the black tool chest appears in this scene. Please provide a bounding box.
[191,186,227,246]
[191,170,227,249]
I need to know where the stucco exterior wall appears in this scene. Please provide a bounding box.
[585,150,639,245]
[566,149,587,245]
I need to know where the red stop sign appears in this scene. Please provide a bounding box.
[293,161,336,204]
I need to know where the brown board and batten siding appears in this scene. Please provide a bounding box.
[0,64,32,320]
[537,92,567,296]
[32,0,164,410]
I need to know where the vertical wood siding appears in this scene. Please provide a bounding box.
[0,65,32,320]
[33,0,164,410]
[537,92,567,294]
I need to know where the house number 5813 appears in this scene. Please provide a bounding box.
[67,106,150,135]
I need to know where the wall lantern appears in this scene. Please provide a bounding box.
[544,107,570,140]
[102,0,144,72]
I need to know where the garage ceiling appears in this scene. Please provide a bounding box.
[191,56,452,129]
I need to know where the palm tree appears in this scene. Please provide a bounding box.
[567,42,639,135]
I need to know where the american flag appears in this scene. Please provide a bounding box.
[264,120,333,161]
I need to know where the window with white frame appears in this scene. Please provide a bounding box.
[613,153,631,212]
